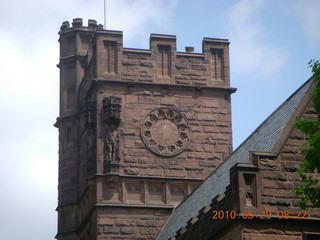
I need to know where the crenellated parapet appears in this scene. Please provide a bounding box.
[58,19,232,117]
[59,18,104,34]
[82,29,230,87]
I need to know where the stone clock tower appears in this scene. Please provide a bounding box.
[55,19,236,240]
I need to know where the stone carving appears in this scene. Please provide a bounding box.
[103,96,122,124]
[103,97,122,173]
[169,184,187,203]
[104,125,120,162]
[103,181,121,202]
[245,192,253,207]
[148,183,165,203]
[126,182,144,203]
[127,183,143,192]
[170,184,186,195]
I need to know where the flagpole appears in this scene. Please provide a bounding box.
[104,0,107,29]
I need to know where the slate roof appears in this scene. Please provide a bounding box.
[157,79,313,240]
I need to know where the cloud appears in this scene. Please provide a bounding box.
[292,0,320,47]
[0,0,178,51]
[0,29,59,240]
[227,0,287,80]
[107,0,178,47]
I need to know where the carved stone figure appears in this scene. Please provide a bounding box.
[105,125,120,162]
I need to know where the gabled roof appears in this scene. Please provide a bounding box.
[157,79,313,240]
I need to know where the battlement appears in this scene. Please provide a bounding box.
[58,19,231,116]
[87,30,230,87]
[59,18,104,33]
[58,18,229,59]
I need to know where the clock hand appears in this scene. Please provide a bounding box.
[160,124,166,138]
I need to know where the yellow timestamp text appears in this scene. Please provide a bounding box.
[212,210,308,220]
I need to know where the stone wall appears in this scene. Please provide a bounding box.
[96,207,171,240]
[94,84,233,178]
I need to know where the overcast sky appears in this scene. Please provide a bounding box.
[0,0,319,239]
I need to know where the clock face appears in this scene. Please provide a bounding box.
[141,108,190,156]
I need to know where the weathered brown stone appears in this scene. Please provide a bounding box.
[137,220,158,227]
[197,113,215,121]
[120,227,136,234]
[160,97,179,106]
[139,60,153,67]
[175,63,190,70]
[122,59,137,66]
[98,218,114,226]
[140,227,158,235]
[263,180,292,189]
[260,158,278,170]
[101,226,119,234]
[275,190,296,198]
[138,95,160,105]
[115,220,135,226]
[124,168,139,175]
[191,64,207,71]
[281,161,299,172]
[262,171,287,181]
[261,197,291,207]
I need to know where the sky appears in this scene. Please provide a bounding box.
[0,0,319,239]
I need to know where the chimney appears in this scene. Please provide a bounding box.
[185,46,194,53]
